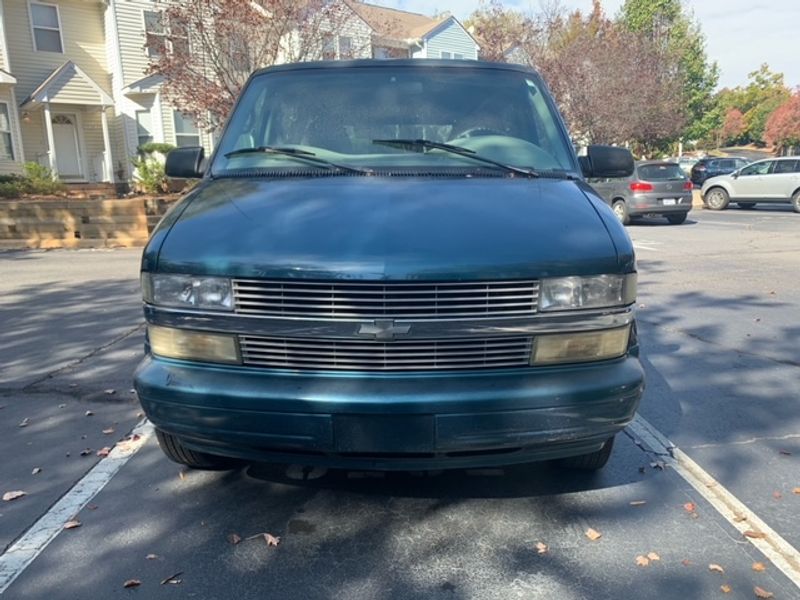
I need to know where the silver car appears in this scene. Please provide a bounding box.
[702,157,800,212]
[590,161,693,225]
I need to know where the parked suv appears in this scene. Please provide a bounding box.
[690,156,750,186]
[590,161,693,225]
[134,60,643,473]
[702,157,800,211]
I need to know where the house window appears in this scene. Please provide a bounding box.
[339,36,353,59]
[135,110,154,148]
[453,53,464,60]
[0,104,14,160]
[322,35,336,60]
[144,10,165,57]
[169,13,190,56]
[441,51,451,59]
[30,2,63,53]
[173,111,200,147]
[440,51,463,60]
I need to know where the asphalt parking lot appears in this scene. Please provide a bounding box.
[0,205,798,599]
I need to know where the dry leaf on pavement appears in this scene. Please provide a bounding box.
[227,533,242,545]
[681,559,691,567]
[3,490,26,502]
[744,530,767,539]
[721,584,732,593]
[754,586,774,599]
[160,572,182,585]
[79,448,93,456]
[123,579,141,588]
[85,410,94,417]
[18,418,29,427]
[102,427,115,435]
[779,449,792,456]
[708,563,725,574]
[647,552,660,561]
[31,467,42,475]
[63,520,81,530]
[247,532,281,546]
[772,491,782,499]
[792,487,800,495]
[534,542,548,555]
[585,528,602,541]
[683,502,696,513]
[96,447,112,458]
[104,389,116,395]
[145,554,159,560]
[733,513,748,523]
[752,562,766,572]
[635,555,650,567]
[629,500,647,506]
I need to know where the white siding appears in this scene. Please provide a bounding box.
[423,19,478,60]
[0,86,23,174]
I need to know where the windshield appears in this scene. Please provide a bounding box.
[637,164,686,180]
[211,66,578,177]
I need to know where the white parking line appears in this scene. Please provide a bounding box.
[627,415,800,588]
[0,419,153,595]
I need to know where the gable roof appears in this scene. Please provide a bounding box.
[345,1,442,41]
[20,61,114,108]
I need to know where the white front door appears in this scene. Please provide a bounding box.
[51,114,83,178]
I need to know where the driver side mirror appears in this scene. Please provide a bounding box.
[165,146,205,179]
[579,145,634,179]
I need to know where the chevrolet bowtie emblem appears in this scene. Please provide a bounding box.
[357,319,411,340]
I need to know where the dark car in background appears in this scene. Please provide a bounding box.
[590,161,693,225]
[690,156,750,186]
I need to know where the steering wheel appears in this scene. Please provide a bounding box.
[450,127,506,140]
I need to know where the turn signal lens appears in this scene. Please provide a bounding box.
[532,326,631,365]
[148,326,240,364]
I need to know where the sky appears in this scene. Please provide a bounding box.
[379,0,800,90]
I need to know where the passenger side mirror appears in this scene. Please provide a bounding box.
[580,145,634,178]
[165,147,205,179]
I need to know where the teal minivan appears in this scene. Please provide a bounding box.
[134,60,644,471]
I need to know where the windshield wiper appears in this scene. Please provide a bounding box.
[224,146,372,175]
[371,139,539,177]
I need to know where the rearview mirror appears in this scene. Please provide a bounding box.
[580,145,634,178]
[165,146,205,179]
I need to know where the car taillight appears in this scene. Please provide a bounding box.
[630,182,654,192]
[683,181,693,191]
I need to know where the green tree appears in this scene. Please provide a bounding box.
[619,0,719,142]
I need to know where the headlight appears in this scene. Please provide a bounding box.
[148,325,240,364]
[142,273,233,311]
[531,326,630,365]
[539,274,636,311]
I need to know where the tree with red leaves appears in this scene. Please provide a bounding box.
[719,108,745,145]
[765,93,800,152]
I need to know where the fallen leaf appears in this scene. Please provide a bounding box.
[752,562,766,572]
[793,487,800,495]
[709,563,725,574]
[160,572,182,585]
[18,418,29,427]
[706,481,718,488]
[772,491,782,500]
[744,530,767,540]
[227,533,242,545]
[585,528,602,541]
[85,410,94,417]
[629,500,647,506]
[3,490,26,502]
[721,584,732,593]
[778,449,792,456]
[733,513,748,523]
[534,542,548,555]
[638,466,646,474]
[64,520,81,530]
[650,461,666,470]
[683,502,697,513]
[754,586,774,599]
[681,559,691,567]
[87,504,98,510]
[122,579,141,588]
[79,448,93,456]
[31,467,42,475]
[247,532,281,546]
[635,555,650,567]
[178,471,186,481]
[145,554,159,560]
[104,389,116,395]
[647,552,661,561]
[102,427,115,435]
[96,447,112,458]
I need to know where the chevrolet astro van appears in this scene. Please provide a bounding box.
[134,60,644,472]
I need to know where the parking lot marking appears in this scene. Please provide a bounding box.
[0,419,153,595]
[627,415,800,589]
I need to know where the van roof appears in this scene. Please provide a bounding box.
[253,59,538,78]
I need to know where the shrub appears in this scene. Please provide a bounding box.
[23,162,65,195]
[137,142,176,156]
[131,155,168,194]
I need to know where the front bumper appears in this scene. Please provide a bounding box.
[134,355,645,470]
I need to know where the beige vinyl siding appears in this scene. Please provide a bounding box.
[112,0,154,86]
[0,87,23,174]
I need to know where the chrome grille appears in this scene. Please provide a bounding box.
[239,335,532,371]
[232,280,539,319]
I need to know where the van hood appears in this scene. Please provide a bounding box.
[151,177,630,280]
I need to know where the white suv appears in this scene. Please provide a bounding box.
[702,157,800,212]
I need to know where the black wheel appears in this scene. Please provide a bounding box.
[792,190,800,213]
[558,436,615,470]
[155,429,240,470]
[667,212,688,225]
[612,200,630,225]
[704,187,729,210]
[737,202,756,209]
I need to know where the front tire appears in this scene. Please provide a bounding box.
[155,429,240,470]
[612,200,630,225]
[792,190,800,213]
[558,436,615,470]
[704,187,729,210]
[667,213,688,225]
